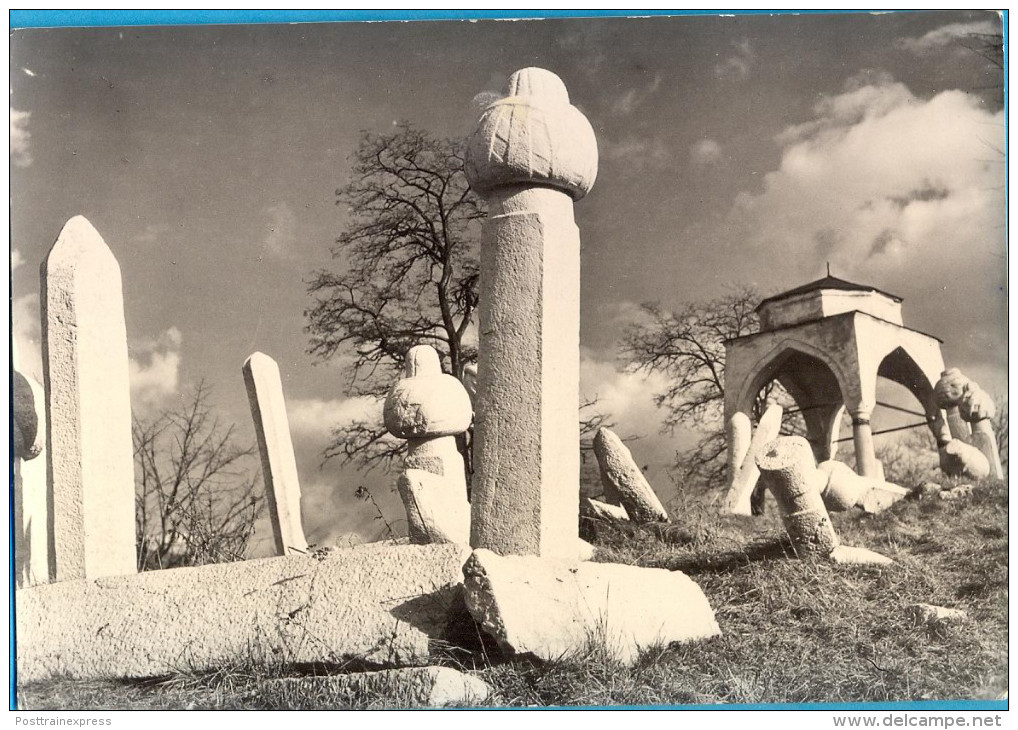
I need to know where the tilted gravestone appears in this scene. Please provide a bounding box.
[465,67,597,559]
[243,352,309,556]
[41,216,136,581]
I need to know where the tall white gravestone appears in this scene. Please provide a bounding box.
[465,68,597,558]
[243,352,309,555]
[41,216,137,580]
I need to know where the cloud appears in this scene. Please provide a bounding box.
[10,107,32,168]
[128,327,183,410]
[690,139,722,166]
[600,136,672,171]
[610,73,663,116]
[714,38,754,80]
[263,202,296,259]
[286,395,385,440]
[898,19,999,53]
[718,74,1004,368]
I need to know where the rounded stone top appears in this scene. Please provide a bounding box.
[934,368,970,408]
[465,67,598,201]
[959,383,994,422]
[383,345,473,438]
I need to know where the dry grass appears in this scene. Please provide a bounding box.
[18,478,1008,709]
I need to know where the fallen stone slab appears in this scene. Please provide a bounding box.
[257,667,490,708]
[593,428,668,523]
[910,603,967,625]
[16,544,470,682]
[462,549,720,665]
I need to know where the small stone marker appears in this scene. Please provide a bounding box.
[818,460,907,514]
[938,440,990,480]
[243,352,308,556]
[41,216,136,581]
[465,67,597,559]
[258,667,491,708]
[462,549,720,665]
[959,383,1004,479]
[726,402,783,515]
[13,340,53,588]
[757,436,839,558]
[592,427,668,523]
[910,603,967,625]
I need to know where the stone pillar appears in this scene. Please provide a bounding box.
[41,216,137,580]
[13,340,53,588]
[243,352,308,556]
[756,437,839,558]
[725,411,752,486]
[464,68,597,558]
[725,403,782,515]
[851,409,879,478]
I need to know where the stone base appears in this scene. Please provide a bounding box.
[257,667,490,708]
[462,549,720,665]
[16,544,470,682]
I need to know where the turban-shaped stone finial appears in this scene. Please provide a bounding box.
[959,383,995,422]
[383,345,473,439]
[934,368,970,409]
[465,67,598,200]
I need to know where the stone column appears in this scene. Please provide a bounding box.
[850,408,879,478]
[41,216,137,580]
[243,352,308,556]
[465,68,597,558]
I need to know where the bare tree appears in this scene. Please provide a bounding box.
[620,286,799,489]
[134,382,263,571]
[305,123,484,472]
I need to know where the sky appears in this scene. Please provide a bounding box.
[9,11,1006,555]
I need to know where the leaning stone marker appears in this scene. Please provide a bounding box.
[958,383,1004,479]
[243,352,308,556]
[462,549,720,665]
[726,402,783,515]
[592,427,668,523]
[41,216,136,581]
[396,469,470,545]
[465,68,597,559]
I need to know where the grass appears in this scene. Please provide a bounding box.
[17,478,1008,709]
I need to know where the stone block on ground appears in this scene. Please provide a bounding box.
[592,428,668,523]
[910,603,967,625]
[462,549,720,665]
[16,544,470,682]
[858,481,909,514]
[830,546,894,566]
[397,469,470,545]
[258,667,490,708]
[938,440,990,480]
[938,484,974,501]
[580,497,629,522]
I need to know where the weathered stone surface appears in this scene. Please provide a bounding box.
[258,667,491,708]
[934,369,973,442]
[404,433,468,498]
[726,403,783,516]
[939,440,990,480]
[725,411,752,485]
[468,69,595,559]
[938,484,974,501]
[910,603,967,625]
[244,352,308,556]
[41,216,136,581]
[958,385,1004,479]
[917,481,944,498]
[462,549,720,664]
[397,469,470,545]
[830,546,894,566]
[384,346,473,439]
[592,428,668,523]
[16,544,470,682]
[757,437,839,558]
[13,359,51,588]
[817,460,869,511]
[858,481,909,514]
[580,497,629,522]
[465,67,597,200]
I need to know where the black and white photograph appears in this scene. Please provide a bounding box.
[9,9,1008,712]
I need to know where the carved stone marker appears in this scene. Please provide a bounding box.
[465,68,597,558]
[592,427,668,523]
[934,368,973,442]
[726,402,783,515]
[42,216,136,580]
[243,352,308,556]
[13,340,52,588]
[958,383,1004,479]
